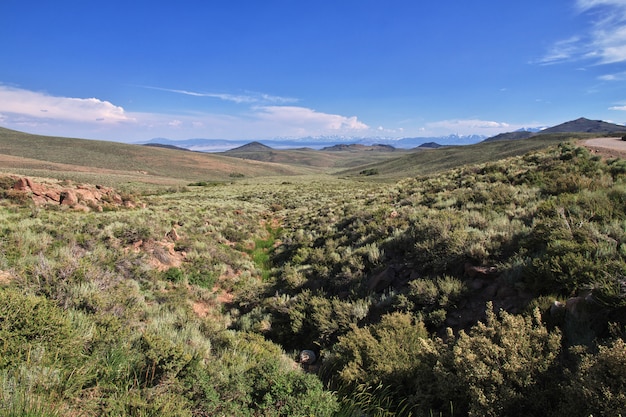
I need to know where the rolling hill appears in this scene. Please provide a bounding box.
[484,117,626,142]
[0,121,625,416]
[222,140,407,169]
[0,127,314,186]
[1,116,623,187]
[338,133,584,180]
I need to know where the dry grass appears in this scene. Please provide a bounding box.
[0,127,312,187]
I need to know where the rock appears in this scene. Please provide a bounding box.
[111,194,123,204]
[166,227,180,241]
[563,293,609,346]
[28,182,46,196]
[368,266,395,292]
[45,190,61,203]
[12,178,29,191]
[464,262,497,278]
[299,350,317,365]
[76,187,99,204]
[59,190,78,206]
[7,177,138,211]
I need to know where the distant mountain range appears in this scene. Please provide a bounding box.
[143,134,486,152]
[143,117,626,152]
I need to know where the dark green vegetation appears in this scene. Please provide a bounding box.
[0,127,625,416]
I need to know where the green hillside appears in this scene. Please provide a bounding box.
[223,143,407,170]
[0,128,625,416]
[0,127,313,186]
[338,133,597,180]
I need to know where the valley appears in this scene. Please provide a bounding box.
[0,124,625,416]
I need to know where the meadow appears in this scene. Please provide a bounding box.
[0,131,625,416]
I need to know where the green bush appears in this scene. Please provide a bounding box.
[560,338,626,415]
[0,288,77,369]
[451,303,562,417]
[329,312,441,415]
[163,267,185,283]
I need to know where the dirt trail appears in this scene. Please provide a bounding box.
[581,137,626,158]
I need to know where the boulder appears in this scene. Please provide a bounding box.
[562,294,609,346]
[45,190,61,203]
[299,350,317,365]
[59,190,78,206]
[12,177,29,191]
[166,227,180,242]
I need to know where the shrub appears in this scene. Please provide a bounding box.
[329,312,438,415]
[359,168,379,176]
[559,338,626,416]
[163,267,185,283]
[452,303,562,417]
[0,288,77,369]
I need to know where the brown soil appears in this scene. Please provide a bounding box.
[581,137,626,159]
[192,300,211,318]
[0,270,14,285]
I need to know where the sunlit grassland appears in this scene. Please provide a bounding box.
[1,136,626,415]
[338,133,602,180]
[0,127,315,188]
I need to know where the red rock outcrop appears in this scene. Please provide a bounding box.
[9,176,133,211]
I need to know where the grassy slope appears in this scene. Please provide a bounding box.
[0,127,315,186]
[222,147,408,170]
[1,133,625,415]
[0,127,602,188]
[337,133,599,180]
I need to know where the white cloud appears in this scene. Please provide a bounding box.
[540,0,626,65]
[0,85,133,124]
[426,119,510,131]
[609,104,626,110]
[253,106,369,134]
[0,85,372,141]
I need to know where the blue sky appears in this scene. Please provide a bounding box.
[2,0,626,143]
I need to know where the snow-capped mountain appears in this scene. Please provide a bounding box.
[144,134,487,152]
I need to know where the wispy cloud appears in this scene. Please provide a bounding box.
[140,86,298,104]
[599,70,626,80]
[609,104,626,111]
[540,0,626,65]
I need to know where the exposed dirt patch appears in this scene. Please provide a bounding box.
[216,290,234,304]
[581,137,626,159]
[138,240,185,272]
[0,270,14,285]
[192,300,211,318]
